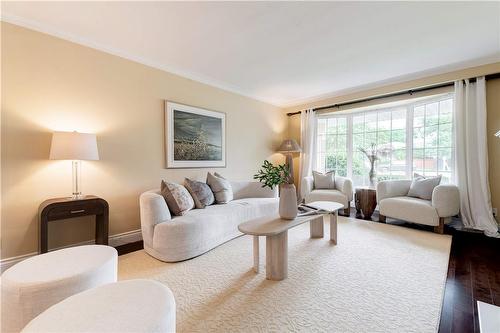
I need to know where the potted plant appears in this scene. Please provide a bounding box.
[254,160,297,220]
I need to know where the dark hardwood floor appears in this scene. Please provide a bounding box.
[115,211,500,333]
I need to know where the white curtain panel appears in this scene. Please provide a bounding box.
[454,77,499,237]
[299,109,316,200]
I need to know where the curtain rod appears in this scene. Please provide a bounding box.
[286,72,500,116]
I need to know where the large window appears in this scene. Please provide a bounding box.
[315,94,454,186]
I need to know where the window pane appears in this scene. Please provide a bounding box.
[413,127,425,148]
[365,132,377,148]
[439,99,453,124]
[440,172,452,184]
[378,111,391,131]
[424,149,438,174]
[336,134,347,150]
[391,129,406,148]
[365,113,377,131]
[438,123,452,147]
[377,130,391,147]
[317,119,327,135]
[392,109,406,130]
[414,106,425,127]
[335,151,348,176]
[325,135,336,154]
[325,154,335,172]
[391,149,406,174]
[337,118,347,134]
[327,118,337,134]
[438,148,453,172]
[317,134,326,153]
[413,148,424,171]
[425,125,439,148]
[316,153,326,173]
[353,133,364,151]
[425,102,439,127]
[353,115,364,133]
[352,152,367,176]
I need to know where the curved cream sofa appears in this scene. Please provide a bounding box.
[140,181,278,262]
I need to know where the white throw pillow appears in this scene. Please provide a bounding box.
[407,173,442,200]
[206,172,233,204]
[312,171,335,189]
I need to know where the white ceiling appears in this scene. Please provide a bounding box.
[3,1,500,107]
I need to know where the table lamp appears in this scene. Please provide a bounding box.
[49,131,99,199]
[277,139,301,184]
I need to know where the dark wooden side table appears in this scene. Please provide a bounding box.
[38,196,109,253]
[355,187,377,220]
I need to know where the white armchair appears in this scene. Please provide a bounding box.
[301,175,353,215]
[377,180,460,233]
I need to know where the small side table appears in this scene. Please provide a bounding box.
[39,196,109,253]
[355,187,377,219]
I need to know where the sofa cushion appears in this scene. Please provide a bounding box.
[151,198,278,262]
[184,178,214,209]
[207,172,233,203]
[160,181,194,216]
[379,196,439,226]
[312,171,335,189]
[407,173,442,200]
[304,189,348,208]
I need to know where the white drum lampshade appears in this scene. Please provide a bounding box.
[49,131,99,199]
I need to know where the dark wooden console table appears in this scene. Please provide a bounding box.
[38,196,109,253]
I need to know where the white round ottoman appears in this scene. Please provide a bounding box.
[22,279,176,333]
[2,245,117,332]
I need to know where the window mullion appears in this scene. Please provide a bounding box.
[347,115,353,179]
[407,105,413,178]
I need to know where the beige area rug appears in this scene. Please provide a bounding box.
[119,217,451,333]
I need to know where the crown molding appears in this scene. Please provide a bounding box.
[282,54,500,109]
[1,13,283,108]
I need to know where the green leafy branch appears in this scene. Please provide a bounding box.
[253,160,291,189]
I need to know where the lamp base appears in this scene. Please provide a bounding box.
[71,193,84,200]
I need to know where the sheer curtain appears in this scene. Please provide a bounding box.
[299,109,316,199]
[454,77,499,237]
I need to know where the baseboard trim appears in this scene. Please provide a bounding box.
[0,229,143,273]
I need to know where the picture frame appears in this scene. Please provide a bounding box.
[165,101,226,168]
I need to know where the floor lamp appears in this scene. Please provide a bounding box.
[277,139,301,184]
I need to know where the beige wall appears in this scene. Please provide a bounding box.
[286,63,500,218]
[1,23,287,259]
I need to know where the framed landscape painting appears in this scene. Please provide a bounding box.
[165,101,226,168]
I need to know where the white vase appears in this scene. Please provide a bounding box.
[279,183,298,220]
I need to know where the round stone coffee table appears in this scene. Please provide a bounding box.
[2,245,117,332]
[22,280,176,333]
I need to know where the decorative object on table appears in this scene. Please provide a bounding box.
[277,139,301,184]
[1,245,117,333]
[49,131,99,199]
[359,143,379,188]
[254,160,297,219]
[38,196,109,253]
[312,170,335,189]
[354,187,377,220]
[165,101,225,168]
